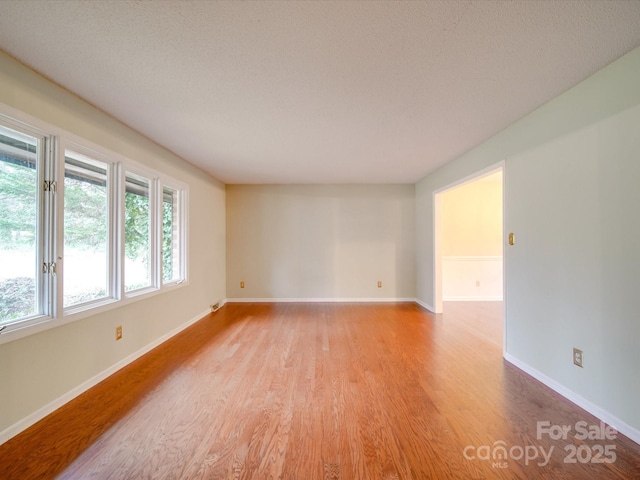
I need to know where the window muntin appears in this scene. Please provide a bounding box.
[63,151,110,307]
[0,126,41,325]
[162,185,181,284]
[124,172,152,292]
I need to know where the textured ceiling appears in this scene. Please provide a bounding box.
[1,1,639,184]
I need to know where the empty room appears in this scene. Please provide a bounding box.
[1,1,640,479]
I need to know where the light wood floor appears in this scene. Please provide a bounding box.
[1,302,639,479]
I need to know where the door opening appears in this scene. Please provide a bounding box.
[433,164,505,351]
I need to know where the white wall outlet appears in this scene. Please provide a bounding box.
[573,348,583,368]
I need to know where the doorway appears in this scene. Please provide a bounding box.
[433,164,505,351]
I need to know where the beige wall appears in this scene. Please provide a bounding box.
[227,184,415,300]
[441,173,502,257]
[440,173,503,300]
[0,52,226,439]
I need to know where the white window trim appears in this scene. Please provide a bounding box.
[60,139,119,316]
[0,114,56,332]
[0,102,190,345]
[122,166,158,297]
[159,177,189,287]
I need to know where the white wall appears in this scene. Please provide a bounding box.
[416,46,640,439]
[0,52,226,440]
[442,257,502,301]
[506,101,640,431]
[227,184,415,300]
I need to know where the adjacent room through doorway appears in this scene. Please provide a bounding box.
[434,167,504,348]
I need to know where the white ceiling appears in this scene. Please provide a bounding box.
[1,1,639,184]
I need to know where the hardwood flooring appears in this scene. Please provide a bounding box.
[1,302,639,479]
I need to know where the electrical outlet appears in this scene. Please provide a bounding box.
[476,280,480,287]
[115,325,123,341]
[573,348,583,368]
[240,281,245,288]
[377,281,382,288]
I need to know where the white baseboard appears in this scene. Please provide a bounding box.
[0,307,212,446]
[415,298,435,312]
[226,297,416,303]
[443,296,503,301]
[504,353,640,446]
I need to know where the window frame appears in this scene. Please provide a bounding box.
[0,115,56,334]
[122,167,157,297]
[61,140,119,316]
[158,178,188,287]
[0,103,190,345]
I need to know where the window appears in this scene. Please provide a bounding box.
[0,121,55,331]
[0,107,188,341]
[162,185,182,284]
[0,126,40,325]
[64,151,111,307]
[124,172,152,292]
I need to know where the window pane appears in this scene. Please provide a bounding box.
[0,126,39,324]
[162,186,181,283]
[64,152,109,307]
[125,173,151,291]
